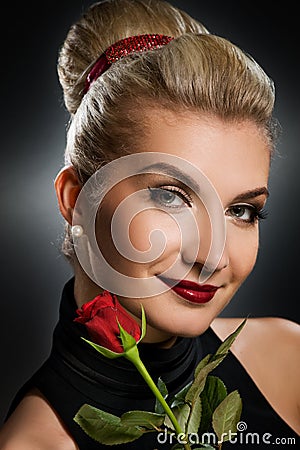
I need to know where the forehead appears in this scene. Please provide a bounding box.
[136,111,270,200]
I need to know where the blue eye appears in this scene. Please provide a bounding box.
[148,186,192,208]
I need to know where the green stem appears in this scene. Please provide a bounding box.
[125,346,192,450]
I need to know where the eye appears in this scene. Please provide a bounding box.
[148,186,192,209]
[226,204,267,224]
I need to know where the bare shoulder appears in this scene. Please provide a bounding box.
[211,316,300,357]
[211,316,300,433]
[211,316,300,382]
[0,389,78,450]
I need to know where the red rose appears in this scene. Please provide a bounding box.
[74,291,141,353]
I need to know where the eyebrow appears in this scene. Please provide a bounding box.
[140,162,200,193]
[231,187,269,203]
[140,162,269,202]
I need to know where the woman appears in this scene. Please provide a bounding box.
[1,0,299,448]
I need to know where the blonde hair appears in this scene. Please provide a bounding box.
[57,0,277,262]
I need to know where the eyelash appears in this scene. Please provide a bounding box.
[148,185,193,208]
[226,204,268,225]
[147,185,268,224]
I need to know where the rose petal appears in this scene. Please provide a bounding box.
[74,291,141,353]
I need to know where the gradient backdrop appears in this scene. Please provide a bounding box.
[1,0,299,422]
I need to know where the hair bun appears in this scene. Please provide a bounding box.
[57,0,208,115]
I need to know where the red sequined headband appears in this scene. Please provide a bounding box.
[84,34,174,93]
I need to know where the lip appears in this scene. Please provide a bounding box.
[158,276,219,304]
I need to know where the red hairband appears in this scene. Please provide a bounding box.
[84,34,174,93]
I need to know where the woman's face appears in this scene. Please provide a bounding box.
[93,111,270,343]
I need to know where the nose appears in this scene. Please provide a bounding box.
[214,246,229,271]
[200,244,229,277]
[182,236,229,272]
[181,208,228,277]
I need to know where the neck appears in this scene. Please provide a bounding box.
[73,263,104,308]
[152,335,178,349]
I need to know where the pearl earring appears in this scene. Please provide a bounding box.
[71,225,84,238]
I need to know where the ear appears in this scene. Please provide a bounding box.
[54,165,82,225]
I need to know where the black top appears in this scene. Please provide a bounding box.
[8,278,299,449]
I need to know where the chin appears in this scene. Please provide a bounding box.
[159,315,214,339]
[178,325,211,338]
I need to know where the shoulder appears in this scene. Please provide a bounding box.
[211,316,300,357]
[211,316,300,382]
[211,316,300,433]
[0,389,78,450]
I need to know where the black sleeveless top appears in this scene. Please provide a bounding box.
[8,278,299,449]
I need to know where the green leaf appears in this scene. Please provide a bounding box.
[212,390,242,442]
[186,395,202,434]
[155,377,169,414]
[118,321,137,352]
[165,403,191,432]
[171,381,193,408]
[164,397,201,435]
[186,320,247,408]
[199,375,227,434]
[193,447,215,450]
[121,410,165,429]
[185,354,225,405]
[81,338,121,359]
[212,319,247,361]
[139,305,146,341]
[194,354,212,378]
[74,404,144,445]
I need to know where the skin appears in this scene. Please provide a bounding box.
[0,112,299,449]
[86,112,268,342]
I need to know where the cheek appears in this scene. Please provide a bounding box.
[227,225,259,282]
[129,211,182,261]
[95,207,183,277]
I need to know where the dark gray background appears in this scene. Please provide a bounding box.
[1,0,299,422]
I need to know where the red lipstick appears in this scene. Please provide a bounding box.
[159,277,219,304]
